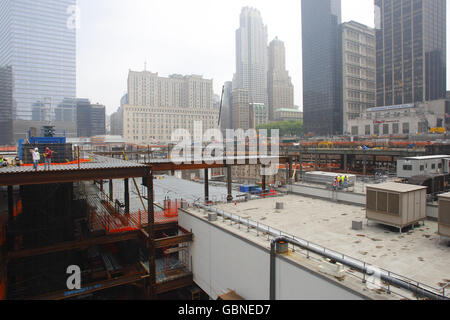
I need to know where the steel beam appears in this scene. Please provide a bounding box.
[7,231,141,261]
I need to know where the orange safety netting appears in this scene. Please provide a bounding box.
[163,199,181,218]
[21,159,91,167]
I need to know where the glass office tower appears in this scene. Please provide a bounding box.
[302,0,343,136]
[0,0,77,139]
[375,0,446,107]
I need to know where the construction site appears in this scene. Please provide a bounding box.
[0,133,450,300]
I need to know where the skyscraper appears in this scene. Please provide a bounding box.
[234,7,268,107]
[0,66,13,145]
[375,0,446,107]
[302,0,342,136]
[0,0,77,140]
[341,21,376,134]
[268,37,294,121]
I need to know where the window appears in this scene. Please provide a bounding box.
[402,123,410,134]
[420,165,424,171]
[403,165,412,171]
[383,124,389,135]
[365,125,371,135]
[393,123,399,134]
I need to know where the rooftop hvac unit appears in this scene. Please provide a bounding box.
[438,193,450,238]
[366,183,427,231]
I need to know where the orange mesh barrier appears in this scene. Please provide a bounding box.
[21,159,91,167]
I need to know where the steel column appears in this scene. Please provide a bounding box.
[146,170,156,299]
[124,178,130,214]
[227,165,233,203]
[204,168,209,202]
[109,179,113,202]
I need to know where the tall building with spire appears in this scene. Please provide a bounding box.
[375,0,446,107]
[268,37,294,121]
[232,7,268,130]
[302,0,342,136]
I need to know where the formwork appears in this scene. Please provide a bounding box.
[366,182,427,230]
[438,193,450,238]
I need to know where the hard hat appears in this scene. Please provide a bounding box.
[35,148,38,151]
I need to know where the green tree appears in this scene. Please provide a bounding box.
[257,120,303,137]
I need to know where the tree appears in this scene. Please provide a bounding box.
[256,120,303,137]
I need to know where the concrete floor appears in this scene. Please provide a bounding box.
[215,194,450,290]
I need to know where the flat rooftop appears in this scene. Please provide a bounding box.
[215,194,450,290]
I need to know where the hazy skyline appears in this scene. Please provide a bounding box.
[77,0,449,115]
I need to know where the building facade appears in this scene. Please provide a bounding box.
[76,99,106,138]
[234,7,268,106]
[341,21,376,135]
[0,66,13,145]
[128,71,213,109]
[123,105,219,144]
[375,0,446,107]
[274,108,303,122]
[268,37,294,121]
[220,81,233,134]
[347,99,450,137]
[249,103,268,128]
[124,70,218,144]
[232,88,250,130]
[302,0,343,136]
[0,0,77,140]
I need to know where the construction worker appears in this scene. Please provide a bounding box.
[0,155,7,168]
[31,148,40,171]
[344,175,349,189]
[44,147,53,170]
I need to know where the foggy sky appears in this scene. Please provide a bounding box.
[76,0,449,115]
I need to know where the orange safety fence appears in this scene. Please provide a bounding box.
[163,199,181,218]
[20,159,92,167]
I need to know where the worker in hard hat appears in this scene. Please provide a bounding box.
[0,155,7,168]
[31,148,40,171]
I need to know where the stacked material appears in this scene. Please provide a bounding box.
[304,171,356,186]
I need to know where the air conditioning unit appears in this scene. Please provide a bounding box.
[366,183,427,231]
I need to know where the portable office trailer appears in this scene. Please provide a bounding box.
[438,193,450,238]
[366,183,427,231]
[397,155,450,179]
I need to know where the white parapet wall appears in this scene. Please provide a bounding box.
[179,209,367,300]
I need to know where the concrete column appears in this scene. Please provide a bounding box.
[227,165,233,203]
[204,168,209,202]
[124,179,130,214]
